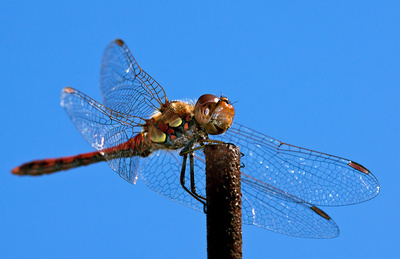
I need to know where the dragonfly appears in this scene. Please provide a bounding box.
[12,39,380,239]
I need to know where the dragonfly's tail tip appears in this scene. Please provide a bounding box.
[62,87,74,94]
[11,164,41,176]
[11,167,24,176]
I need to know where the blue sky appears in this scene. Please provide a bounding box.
[1,1,399,258]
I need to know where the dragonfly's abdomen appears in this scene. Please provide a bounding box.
[103,132,154,158]
[12,133,150,176]
[12,151,106,176]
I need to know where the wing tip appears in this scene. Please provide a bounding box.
[115,39,125,46]
[348,161,370,174]
[311,206,331,220]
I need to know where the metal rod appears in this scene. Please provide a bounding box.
[205,144,242,259]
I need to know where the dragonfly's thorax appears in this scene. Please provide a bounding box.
[143,101,200,150]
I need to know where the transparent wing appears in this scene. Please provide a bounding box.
[143,146,339,238]
[140,146,206,212]
[240,180,339,238]
[212,122,380,207]
[194,147,340,238]
[61,87,145,183]
[100,39,168,118]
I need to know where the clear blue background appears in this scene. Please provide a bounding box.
[1,1,398,258]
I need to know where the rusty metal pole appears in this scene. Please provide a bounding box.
[205,144,242,259]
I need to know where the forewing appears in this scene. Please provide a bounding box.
[212,122,380,206]
[100,39,167,118]
[61,87,144,183]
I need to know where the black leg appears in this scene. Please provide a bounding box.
[180,141,237,214]
[188,152,207,213]
[189,153,196,194]
[180,153,188,190]
[189,152,206,203]
[179,151,206,210]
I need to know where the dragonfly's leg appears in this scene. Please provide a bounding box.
[180,139,236,213]
[179,139,196,156]
[179,153,189,190]
[202,139,226,145]
[179,139,227,156]
[180,145,205,156]
[179,152,206,210]
[189,152,206,203]
[189,152,196,194]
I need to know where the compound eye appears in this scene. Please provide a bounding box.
[196,94,219,106]
[195,94,219,125]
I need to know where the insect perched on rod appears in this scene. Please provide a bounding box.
[12,39,380,238]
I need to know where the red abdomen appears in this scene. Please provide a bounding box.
[12,133,150,176]
[12,151,106,176]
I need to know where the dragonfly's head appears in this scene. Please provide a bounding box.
[194,94,235,135]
